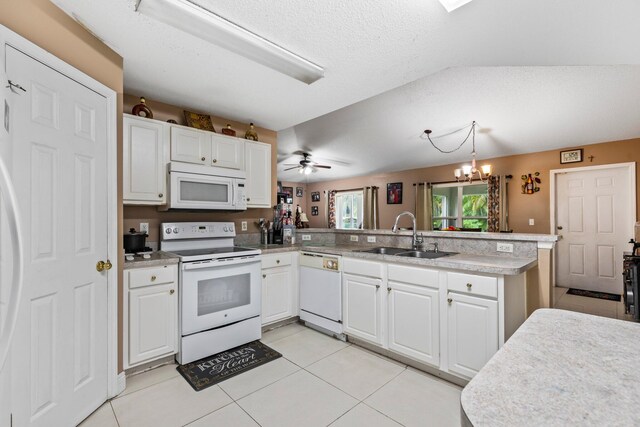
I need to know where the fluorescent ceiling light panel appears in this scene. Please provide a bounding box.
[438,0,474,12]
[136,0,324,84]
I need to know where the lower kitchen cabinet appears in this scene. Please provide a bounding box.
[446,292,498,379]
[261,252,298,325]
[388,281,440,367]
[342,273,385,346]
[124,264,178,368]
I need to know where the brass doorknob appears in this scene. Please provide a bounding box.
[96,260,112,272]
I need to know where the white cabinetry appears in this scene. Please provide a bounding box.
[123,114,169,204]
[342,258,386,346]
[124,264,178,368]
[244,141,272,207]
[261,252,298,325]
[387,265,440,367]
[170,125,244,169]
[446,292,498,379]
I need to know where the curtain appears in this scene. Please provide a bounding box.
[415,183,433,230]
[487,175,509,232]
[327,190,337,229]
[362,186,379,230]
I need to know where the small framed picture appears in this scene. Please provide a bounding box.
[311,206,319,216]
[560,149,583,164]
[311,192,320,202]
[296,187,303,197]
[387,182,403,204]
[282,187,293,204]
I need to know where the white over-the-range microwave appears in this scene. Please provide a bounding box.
[161,162,247,211]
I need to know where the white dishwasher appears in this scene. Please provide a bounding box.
[299,251,344,338]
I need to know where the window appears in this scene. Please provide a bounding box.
[432,183,488,231]
[335,191,364,229]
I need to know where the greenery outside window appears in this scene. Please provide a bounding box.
[336,191,364,229]
[432,183,488,231]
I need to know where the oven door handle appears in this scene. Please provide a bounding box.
[182,256,260,270]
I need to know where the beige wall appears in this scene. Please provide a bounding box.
[303,138,640,232]
[1,0,126,370]
[123,95,279,241]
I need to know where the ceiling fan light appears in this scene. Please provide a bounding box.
[304,166,313,175]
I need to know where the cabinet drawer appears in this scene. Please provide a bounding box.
[343,258,384,278]
[388,264,439,288]
[262,253,292,269]
[447,272,497,298]
[128,265,177,289]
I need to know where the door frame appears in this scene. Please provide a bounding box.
[0,26,121,398]
[549,162,637,287]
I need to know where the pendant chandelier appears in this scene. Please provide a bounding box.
[423,121,492,183]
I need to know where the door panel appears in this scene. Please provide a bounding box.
[262,267,292,325]
[556,167,632,292]
[8,45,109,426]
[342,274,384,345]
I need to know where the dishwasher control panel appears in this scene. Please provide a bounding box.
[323,257,339,271]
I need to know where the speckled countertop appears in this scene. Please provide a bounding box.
[461,309,640,426]
[249,244,536,275]
[123,251,180,269]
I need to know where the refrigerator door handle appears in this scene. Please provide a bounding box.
[0,154,24,373]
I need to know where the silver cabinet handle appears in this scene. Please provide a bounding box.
[375,284,380,290]
[158,193,163,198]
[448,298,453,304]
[466,283,472,289]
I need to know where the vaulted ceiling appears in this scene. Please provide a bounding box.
[53,0,640,182]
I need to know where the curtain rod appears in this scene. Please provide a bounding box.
[324,186,378,193]
[413,175,512,186]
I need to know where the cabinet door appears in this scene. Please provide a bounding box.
[388,281,439,367]
[123,115,168,204]
[170,126,211,165]
[245,141,271,207]
[261,266,293,325]
[447,292,498,379]
[128,283,177,366]
[343,273,385,346]
[211,133,244,169]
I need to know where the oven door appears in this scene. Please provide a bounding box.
[169,171,235,210]
[180,257,261,335]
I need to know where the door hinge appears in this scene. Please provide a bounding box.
[6,80,26,93]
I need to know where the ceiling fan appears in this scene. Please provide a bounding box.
[283,152,332,175]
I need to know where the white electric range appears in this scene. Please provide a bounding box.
[160,222,262,364]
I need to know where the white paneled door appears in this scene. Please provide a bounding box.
[7,45,110,426]
[555,165,633,293]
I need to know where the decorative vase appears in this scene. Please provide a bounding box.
[245,123,258,141]
[221,124,236,136]
[132,97,153,119]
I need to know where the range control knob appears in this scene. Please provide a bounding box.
[223,226,229,232]
[173,227,179,234]
[228,226,234,232]
[165,228,172,234]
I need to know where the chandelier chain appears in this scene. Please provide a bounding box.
[424,121,476,154]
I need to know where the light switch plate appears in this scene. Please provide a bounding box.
[529,218,535,226]
[139,222,149,234]
[497,242,514,253]
[350,235,359,242]
[241,221,247,231]
[367,236,376,243]
[302,234,311,241]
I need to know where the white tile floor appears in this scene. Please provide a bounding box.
[553,286,633,321]
[80,323,462,427]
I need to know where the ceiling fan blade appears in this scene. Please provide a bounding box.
[314,165,332,169]
[283,166,300,171]
[283,163,299,166]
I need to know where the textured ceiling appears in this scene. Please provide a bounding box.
[51,0,640,182]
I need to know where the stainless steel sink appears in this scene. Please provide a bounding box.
[358,247,410,255]
[396,250,457,259]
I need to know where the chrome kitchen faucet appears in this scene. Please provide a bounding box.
[391,211,423,250]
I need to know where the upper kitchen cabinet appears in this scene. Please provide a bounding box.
[170,124,244,169]
[123,114,169,205]
[244,140,272,208]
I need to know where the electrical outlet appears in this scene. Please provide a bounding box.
[350,235,359,242]
[367,236,376,243]
[529,218,535,226]
[241,221,247,231]
[139,222,149,234]
[497,242,514,253]
[302,234,311,241]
